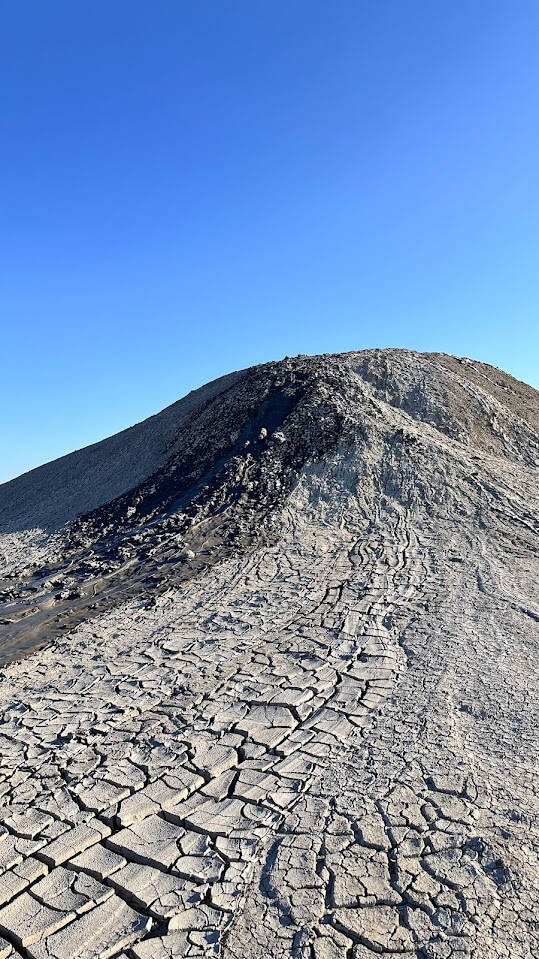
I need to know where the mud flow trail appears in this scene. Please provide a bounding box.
[0,350,537,958]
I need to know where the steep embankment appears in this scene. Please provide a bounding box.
[0,350,537,959]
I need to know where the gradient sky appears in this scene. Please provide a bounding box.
[1,1,538,483]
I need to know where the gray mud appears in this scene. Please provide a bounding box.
[0,349,537,958]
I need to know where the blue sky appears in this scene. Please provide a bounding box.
[1,1,538,483]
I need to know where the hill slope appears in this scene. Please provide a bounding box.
[0,349,537,959]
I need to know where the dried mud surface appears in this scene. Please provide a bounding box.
[0,350,537,959]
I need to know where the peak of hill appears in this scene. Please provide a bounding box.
[0,349,537,958]
[1,349,537,536]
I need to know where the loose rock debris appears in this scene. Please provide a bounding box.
[0,349,538,958]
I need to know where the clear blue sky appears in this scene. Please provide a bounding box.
[1,1,538,483]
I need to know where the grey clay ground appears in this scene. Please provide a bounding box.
[0,350,537,958]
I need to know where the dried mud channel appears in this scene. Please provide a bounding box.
[0,517,270,667]
[0,350,537,959]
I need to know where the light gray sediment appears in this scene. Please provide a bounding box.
[0,350,537,958]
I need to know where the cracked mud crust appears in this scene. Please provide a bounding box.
[0,349,537,958]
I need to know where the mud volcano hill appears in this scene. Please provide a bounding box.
[0,349,537,959]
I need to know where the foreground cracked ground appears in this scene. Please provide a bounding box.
[0,351,538,958]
